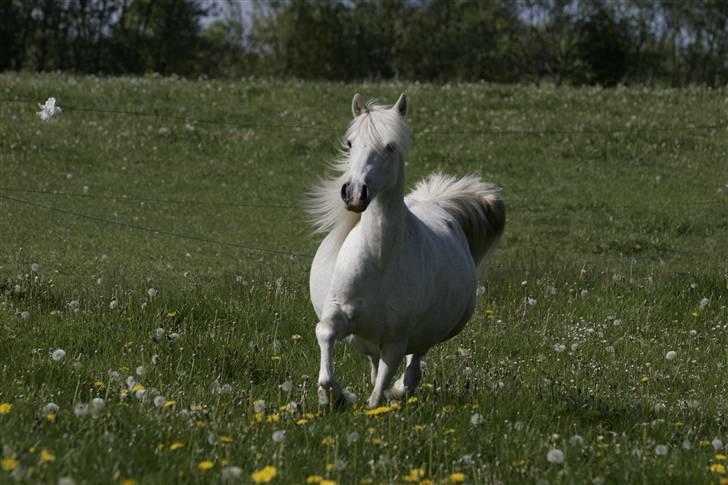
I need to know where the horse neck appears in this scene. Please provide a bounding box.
[359,168,407,264]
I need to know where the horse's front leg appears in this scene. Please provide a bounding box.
[367,340,407,408]
[316,320,357,406]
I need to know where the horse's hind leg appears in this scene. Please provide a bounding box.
[316,320,357,406]
[367,340,407,408]
[388,354,422,400]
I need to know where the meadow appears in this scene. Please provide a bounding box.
[1,73,727,484]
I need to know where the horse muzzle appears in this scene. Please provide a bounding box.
[341,182,370,213]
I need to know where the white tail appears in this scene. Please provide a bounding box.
[409,173,506,266]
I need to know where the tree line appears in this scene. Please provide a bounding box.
[2,0,728,87]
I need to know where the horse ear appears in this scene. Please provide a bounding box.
[393,93,407,117]
[352,93,366,118]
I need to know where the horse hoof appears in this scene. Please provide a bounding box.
[386,384,407,401]
[342,388,358,404]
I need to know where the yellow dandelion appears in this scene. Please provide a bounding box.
[406,396,418,405]
[691,312,699,318]
[195,420,206,428]
[325,463,335,471]
[414,424,426,431]
[271,355,282,361]
[166,310,177,317]
[163,400,176,409]
[321,437,336,446]
[403,468,425,482]
[306,475,323,483]
[254,412,265,423]
[371,437,384,445]
[93,380,105,389]
[442,404,455,412]
[218,435,234,444]
[1,457,17,471]
[46,413,56,422]
[0,403,11,415]
[40,449,55,463]
[123,480,136,485]
[367,427,376,434]
[296,418,309,426]
[700,440,712,447]
[721,478,728,485]
[321,480,337,485]
[421,480,434,485]
[485,308,494,319]
[251,465,278,483]
[640,376,649,383]
[291,334,302,342]
[389,402,401,411]
[266,414,280,423]
[170,442,184,450]
[674,421,684,428]
[131,384,145,392]
[190,404,203,412]
[197,460,214,471]
[422,383,434,389]
[366,406,391,417]
[443,428,456,435]
[717,454,728,461]
[450,472,466,483]
[709,463,726,474]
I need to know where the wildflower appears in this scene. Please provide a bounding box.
[90,398,105,414]
[40,449,56,463]
[654,445,668,456]
[716,454,727,461]
[253,400,266,413]
[295,418,308,426]
[73,403,89,417]
[699,297,710,310]
[0,403,11,415]
[640,376,649,383]
[470,413,484,426]
[272,430,286,443]
[665,351,677,361]
[366,406,391,417]
[147,288,157,298]
[347,432,360,443]
[37,97,62,121]
[371,437,384,445]
[291,334,302,342]
[279,381,293,393]
[709,463,726,474]
[569,435,584,446]
[166,310,177,317]
[554,344,566,353]
[221,466,243,480]
[404,468,425,482]
[407,396,418,404]
[714,439,725,451]
[20,311,30,319]
[218,436,233,444]
[266,414,280,423]
[109,299,118,310]
[197,460,214,471]
[251,465,278,483]
[1,457,17,471]
[449,472,466,483]
[51,349,66,361]
[153,396,166,408]
[169,442,184,450]
[321,437,336,446]
[546,448,565,464]
[306,476,323,484]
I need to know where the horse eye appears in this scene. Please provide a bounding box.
[385,143,395,153]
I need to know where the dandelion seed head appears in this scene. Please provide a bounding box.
[713,438,724,451]
[279,380,293,393]
[665,351,677,361]
[147,288,157,298]
[51,349,66,361]
[109,299,118,310]
[470,413,484,426]
[654,444,669,456]
[546,448,565,464]
[20,311,30,319]
[221,466,242,480]
[272,430,286,443]
[347,431,360,443]
[153,396,166,408]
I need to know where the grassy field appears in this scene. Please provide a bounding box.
[1,73,728,484]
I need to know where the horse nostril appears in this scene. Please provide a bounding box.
[341,183,349,202]
[361,184,368,202]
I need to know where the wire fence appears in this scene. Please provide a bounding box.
[1,95,727,271]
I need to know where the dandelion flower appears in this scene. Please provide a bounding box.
[709,463,726,474]
[470,413,484,426]
[251,465,278,483]
[546,448,565,464]
[37,97,62,121]
[665,351,677,361]
[449,472,466,483]
[714,439,725,451]
[279,380,293,393]
[0,403,11,415]
[51,349,66,361]
[109,299,118,310]
[554,344,566,353]
[272,430,286,443]
[90,398,105,414]
[147,288,157,298]
[1,457,17,471]
[306,476,323,484]
[197,460,214,471]
[404,468,425,482]
[654,444,668,456]
[20,310,30,319]
[153,396,166,408]
[321,437,336,446]
[366,406,391,417]
[169,442,184,451]
[40,449,56,463]
[347,432,360,443]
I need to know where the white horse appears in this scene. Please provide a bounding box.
[308,93,505,408]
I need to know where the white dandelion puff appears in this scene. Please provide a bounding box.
[347,431,360,443]
[272,430,286,443]
[51,349,66,361]
[470,413,485,426]
[546,448,565,464]
[569,435,584,446]
[712,438,724,451]
[279,380,293,393]
[665,351,677,361]
[221,466,242,480]
[554,344,566,353]
[90,398,105,414]
[253,399,266,413]
[73,403,89,417]
[147,288,157,298]
[20,311,30,319]
[109,299,118,310]
[654,444,668,456]
[37,97,62,121]
[153,396,166,408]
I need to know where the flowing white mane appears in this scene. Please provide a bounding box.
[306,100,410,234]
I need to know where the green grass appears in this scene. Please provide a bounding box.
[1,73,728,484]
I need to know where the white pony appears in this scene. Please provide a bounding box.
[308,94,505,408]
